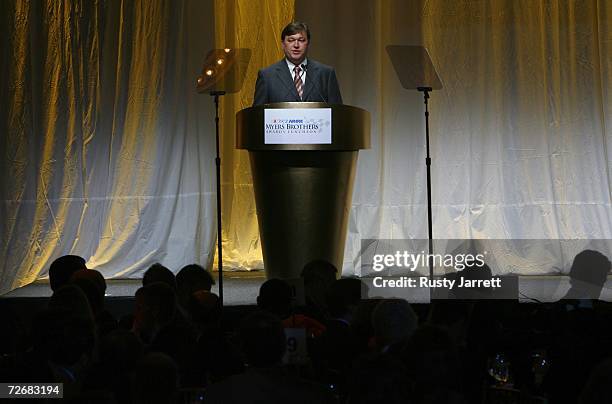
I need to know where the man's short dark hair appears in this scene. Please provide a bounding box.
[49,255,87,291]
[281,21,310,41]
[257,278,292,317]
[569,250,611,285]
[176,264,215,307]
[143,263,176,290]
[176,264,215,291]
[135,282,177,326]
[327,278,363,318]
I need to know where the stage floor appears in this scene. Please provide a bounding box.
[3,271,612,304]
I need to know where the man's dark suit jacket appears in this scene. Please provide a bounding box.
[253,59,343,106]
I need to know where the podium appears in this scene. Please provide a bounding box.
[236,102,370,279]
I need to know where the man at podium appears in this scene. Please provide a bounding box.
[253,22,343,106]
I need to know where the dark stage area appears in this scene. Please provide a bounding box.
[3,274,612,403]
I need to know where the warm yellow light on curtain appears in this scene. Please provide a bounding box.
[6,1,102,288]
[90,0,170,273]
[6,0,40,288]
[213,0,294,270]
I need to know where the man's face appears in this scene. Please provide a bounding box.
[281,31,309,65]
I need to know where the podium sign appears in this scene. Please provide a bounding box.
[264,108,332,144]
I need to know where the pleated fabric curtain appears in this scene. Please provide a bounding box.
[1,1,611,294]
[0,0,217,293]
[217,0,612,276]
[212,0,295,271]
[295,0,612,275]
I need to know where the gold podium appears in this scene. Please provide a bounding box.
[236,103,370,279]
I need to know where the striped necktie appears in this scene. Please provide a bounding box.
[294,65,303,100]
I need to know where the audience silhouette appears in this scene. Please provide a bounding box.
[562,249,611,302]
[1,251,611,403]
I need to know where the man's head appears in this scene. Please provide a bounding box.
[71,268,107,296]
[257,278,293,318]
[143,263,176,290]
[49,255,87,291]
[567,250,611,298]
[176,264,215,307]
[280,21,310,65]
[327,277,364,320]
[372,299,418,349]
[569,250,611,285]
[133,282,177,343]
[301,260,337,314]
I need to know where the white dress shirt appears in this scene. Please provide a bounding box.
[286,58,307,84]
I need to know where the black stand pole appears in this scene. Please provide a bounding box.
[417,86,434,282]
[211,91,226,305]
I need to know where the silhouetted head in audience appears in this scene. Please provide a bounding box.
[327,277,364,322]
[239,311,286,368]
[49,255,87,291]
[372,299,418,351]
[143,263,176,290]
[176,264,215,307]
[450,262,494,299]
[70,268,106,294]
[71,278,103,316]
[133,282,177,343]
[49,284,95,322]
[132,352,178,404]
[563,250,611,300]
[70,269,106,315]
[301,259,337,317]
[257,278,293,318]
[187,290,221,325]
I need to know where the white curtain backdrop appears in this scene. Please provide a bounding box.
[295,0,612,276]
[1,0,217,294]
[1,0,611,294]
